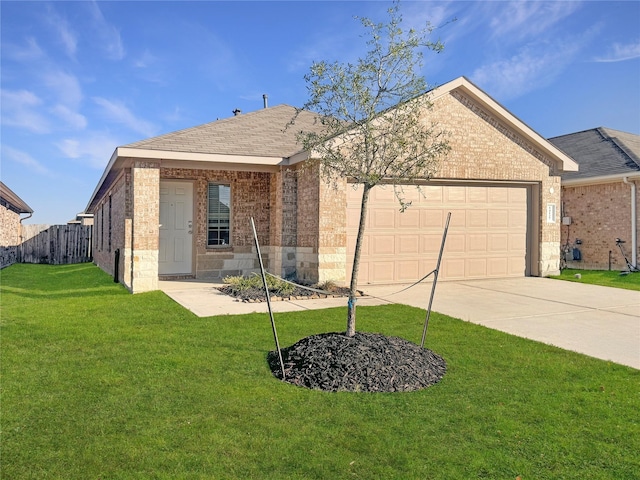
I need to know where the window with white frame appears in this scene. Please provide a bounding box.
[208,184,231,246]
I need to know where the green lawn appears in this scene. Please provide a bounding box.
[1,264,638,479]
[551,268,640,291]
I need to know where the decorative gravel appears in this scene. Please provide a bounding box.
[267,332,446,392]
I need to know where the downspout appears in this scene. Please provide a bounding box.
[19,212,33,243]
[623,177,637,268]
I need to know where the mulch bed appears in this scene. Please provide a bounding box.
[267,332,446,392]
[216,285,358,303]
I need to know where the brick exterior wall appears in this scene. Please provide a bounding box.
[92,171,128,284]
[0,203,21,247]
[562,180,639,270]
[89,87,568,292]
[0,204,21,268]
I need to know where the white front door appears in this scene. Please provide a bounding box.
[159,181,193,275]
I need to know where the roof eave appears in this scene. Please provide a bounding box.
[85,147,292,212]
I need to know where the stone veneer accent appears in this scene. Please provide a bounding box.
[562,180,639,270]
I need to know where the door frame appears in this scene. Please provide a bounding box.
[159,179,196,276]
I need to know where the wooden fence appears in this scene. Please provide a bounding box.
[19,224,93,265]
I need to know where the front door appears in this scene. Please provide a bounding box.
[159,181,193,275]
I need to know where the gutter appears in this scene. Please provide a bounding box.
[623,176,638,268]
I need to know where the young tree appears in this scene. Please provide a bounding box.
[296,3,451,337]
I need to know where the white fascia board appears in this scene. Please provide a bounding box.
[431,77,579,173]
[117,147,285,166]
[562,173,640,187]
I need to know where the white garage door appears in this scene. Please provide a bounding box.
[347,184,529,284]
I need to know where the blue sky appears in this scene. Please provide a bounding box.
[2,1,639,225]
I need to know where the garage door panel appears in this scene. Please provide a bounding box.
[397,261,420,281]
[468,187,488,203]
[489,233,508,252]
[421,210,444,228]
[347,184,529,284]
[398,235,419,254]
[509,210,527,228]
[488,257,509,277]
[467,258,488,277]
[467,210,488,228]
[446,186,466,203]
[424,185,443,202]
[422,234,444,254]
[509,233,526,252]
[371,235,394,255]
[443,258,466,279]
[371,262,395,282]
[468,234,488,253]
[489,210,509,227]
[398,209,420,229]
[372,209,395,229]
[489,188,509,203]
[446,234,465,253]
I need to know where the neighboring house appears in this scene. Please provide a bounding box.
[0,181,33,268]
[68,212,94,226]
[550,127,640,270]
[85,76,578,293]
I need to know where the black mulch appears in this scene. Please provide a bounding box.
[217,285,357,303]
[267,332,446,392]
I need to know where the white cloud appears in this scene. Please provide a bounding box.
[471,40,582,100]
[87,1,125,60]
[42,69,83,108]
[594,41,640,62]
[45,4,78,58]
[51,104,87,130]
[93,97,157,137]
[1,145,55,177]
[0,89,50,133]
[2,37,44,61]
[56,132,120,169]
[488,1,581,41]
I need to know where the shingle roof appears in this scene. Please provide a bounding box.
[549,127,640,181]
[125,104,323,158]
[0,181,33,214]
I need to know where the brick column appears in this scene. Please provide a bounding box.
[131,161,160,293]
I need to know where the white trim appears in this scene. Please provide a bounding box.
[562,173,640,187]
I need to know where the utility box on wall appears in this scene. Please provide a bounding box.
[562,216,572,225]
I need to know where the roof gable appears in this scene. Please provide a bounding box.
[429,77,578,173]
[549,127,640,182]
[0,181,33,214]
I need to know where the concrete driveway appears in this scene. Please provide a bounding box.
[159,277,640,369]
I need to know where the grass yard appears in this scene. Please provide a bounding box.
[551,268,640,291]
[1,264,638,479]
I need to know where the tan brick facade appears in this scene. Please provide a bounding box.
[562,180,639,270]
[87,79,572,292]
[0,204,21,247]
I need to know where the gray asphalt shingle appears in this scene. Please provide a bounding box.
[549,127,640,180]
[125,105,323,159]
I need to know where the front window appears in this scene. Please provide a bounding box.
[208,184,231,246]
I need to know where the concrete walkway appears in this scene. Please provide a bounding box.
[159,277,640,369]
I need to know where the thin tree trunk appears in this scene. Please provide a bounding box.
[346,184,372,337]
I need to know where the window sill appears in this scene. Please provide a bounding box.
[206,246,233,253]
